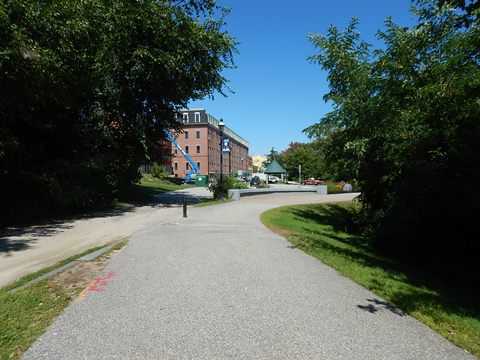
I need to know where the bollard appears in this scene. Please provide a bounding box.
[183,197,187,218]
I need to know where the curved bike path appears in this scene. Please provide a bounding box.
[22,192,474,359]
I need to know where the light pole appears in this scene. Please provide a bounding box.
[241,157,244,176]
[219,119,225,199]
[229,151,231,175]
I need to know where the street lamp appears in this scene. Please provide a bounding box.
[219,119,225,199]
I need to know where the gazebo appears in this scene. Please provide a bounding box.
[264,159,286,182]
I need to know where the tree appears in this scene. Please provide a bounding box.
[306,0,480,275]
[433,0,479,27]
[0,0,236,224]
[278,142,325,180]
[263,147,279,168]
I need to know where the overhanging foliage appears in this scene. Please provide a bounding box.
[0,0,236,224]
[306,0,479,274]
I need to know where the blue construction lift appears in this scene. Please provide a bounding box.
[163,129,200,182]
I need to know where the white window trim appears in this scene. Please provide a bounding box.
[194,112,201,123]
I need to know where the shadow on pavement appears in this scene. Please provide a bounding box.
[154,191,211,206]
[0,189,211,255]
[0,223,74,255]
[357,298,406,316]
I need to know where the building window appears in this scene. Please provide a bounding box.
[196,130,200,139]
[197,162,201,170]
[186,162,190,170]
[174,149,178,155]
[194,112,200,123]
[196,145,200,154]
[185,145,189,153]
[185,131,189,139]
[174,162,178,170]
[182,113,189,122]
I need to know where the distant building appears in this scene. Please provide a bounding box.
[252,155,267,171]
[167,109,250,178]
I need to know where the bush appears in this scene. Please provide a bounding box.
[256,180,269,188]
[151,163,169,180]
[208,175,247,199]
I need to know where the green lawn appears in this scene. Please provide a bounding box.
[261,202,480,357]
[119,173,186,205]
[0,280,73,360]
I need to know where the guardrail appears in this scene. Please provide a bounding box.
[228,185,328,201]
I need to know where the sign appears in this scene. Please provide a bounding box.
[222,137,230,153]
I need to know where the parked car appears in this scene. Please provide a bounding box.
[301,178,325,186]
[268,175,280,183]
[167,176,185,185]
[250,176,261,186]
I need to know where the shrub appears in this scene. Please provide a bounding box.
[208,175,247,199]
[151,163,169,180]
[256,180,269,188]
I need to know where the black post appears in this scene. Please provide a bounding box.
[183,197,187,218]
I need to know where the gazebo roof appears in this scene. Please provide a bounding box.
[264,159,286,174]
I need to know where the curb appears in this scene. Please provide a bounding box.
[10,243,115,293]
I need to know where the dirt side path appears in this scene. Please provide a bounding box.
[0,188,211,287]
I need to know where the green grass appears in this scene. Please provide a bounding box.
[261,202,480,357]
[194,198,232,207]
[119,173,185,205]
[0,280,73,360]
[0,241,128,360]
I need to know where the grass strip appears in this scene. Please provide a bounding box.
[194,198,231,207]
[3,245,105,292]
[0,241,128,360]
[119,173,186,205]
[0,279,73,360]
[261,202,480,357]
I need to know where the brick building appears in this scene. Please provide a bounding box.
[168,109,250,178]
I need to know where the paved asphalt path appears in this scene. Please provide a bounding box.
[23,192,474,359]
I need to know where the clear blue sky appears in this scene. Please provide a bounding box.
[189,0,417,156]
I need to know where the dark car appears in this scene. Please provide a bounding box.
[167,176,185,185]
[250,176,261,186]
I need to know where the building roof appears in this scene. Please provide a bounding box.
[264,159,286,174]
[178,109,249,148]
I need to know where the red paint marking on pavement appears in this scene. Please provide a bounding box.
[78,272,116,300]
